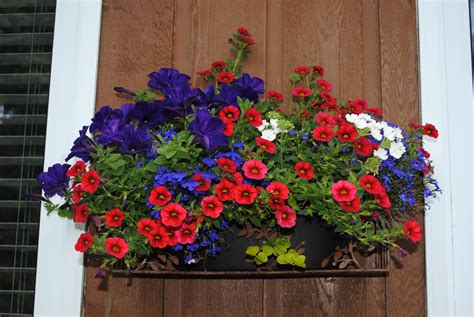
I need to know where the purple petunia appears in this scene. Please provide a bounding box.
[37,163,70,197]
[148,68,190,92]
[233,73,264,103]
[65,126,96,162]
[188,110,229,151]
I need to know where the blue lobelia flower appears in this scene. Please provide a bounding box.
[65,126,96,162]
[188,110,228,151]
[119,124,151,154]
[233,73,264,103]
[147,68,190,92]
[37,163,70,197]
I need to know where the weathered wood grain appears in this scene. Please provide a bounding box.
[84,0,425,316]
[84,0,175,315]
[163,279,263,316]
[380,1,426,316]
[95,0,175,108]
[263,1,387,316]
[173,0,267,88]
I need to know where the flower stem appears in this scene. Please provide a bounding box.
[232,45,246,74]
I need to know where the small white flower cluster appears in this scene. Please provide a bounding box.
[258,119,284,141]
[345,113,406,160]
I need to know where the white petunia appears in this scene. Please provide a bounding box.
[394,127,404,142]
[261,129,278,141]
[389,141,406,159]
[345,114,358,123]
[368,122,383,141]
[381,122,396,141]
[373,148,388,160]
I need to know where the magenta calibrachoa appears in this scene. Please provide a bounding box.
[35,27,440,270]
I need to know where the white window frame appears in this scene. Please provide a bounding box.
[34,0,102,316]
[32,0,472,316]
[418,0,473,316]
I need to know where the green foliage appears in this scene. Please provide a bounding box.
[246,236,306,268]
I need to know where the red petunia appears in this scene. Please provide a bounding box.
[313,65,324,76]
[312,125,334,142]
[73,203,89,223]
[316,112,336,126]
[294,65,311,75]
[161,203,187,227]
[166,228,178,247]
[347,99,368,114]
[268,196,286,211]
[196,68,212,76]
[423,123,439,138]
[268,90,283,103]
[338,195,361,213]
[148,186,172,207]
[359,175,385,195]
[215,178,235,201]
[104,237,128,259]
[374,193,391,209]
[275,206,297,228]
[317,79,333,91]
[104,208,124,228]
[72,184,85,203]
[217,72,234,83]
[291,87,312,98]
[137,218,157,237]
[232,184,258,205]
[148,226,169,248]
[354,137,373,156]
[192,173,211,191]
[410,121,424,129]
[266,182,289,200]
[245,108,263,127]
[201,195,224,218]
[403,219,423,243]
[237,27,251,36]
[420,148,431,159]
[299,110,312,120]
[242,160,268,180]
[80,170,100,193]
[255,137,276,154]
[295,162,314,180]
[331,180,357,202]
[337,124,357,143]
[211,61,225,70]
[223,122,234,136]
[74,232,94,252]
[219,105,240,123]
[367,107,383,117]
[176,222,197,244]
[67,161,87,177]
[231,172,244,184]
[216,158,237,173]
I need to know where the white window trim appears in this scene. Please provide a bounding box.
[418,0,473,316]
[34,1,102,316]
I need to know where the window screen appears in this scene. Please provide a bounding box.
[0,0,56,315]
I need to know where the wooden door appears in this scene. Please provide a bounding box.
[83,0,425,316]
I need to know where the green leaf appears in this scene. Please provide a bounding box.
[289,73,301,83]
[245,246,260,257]
[276,254,287,265]
[249,215,261,228]
[262,245,274,256]
[295,255,306,268]
[381,138,391,149]
[256,251,268,263]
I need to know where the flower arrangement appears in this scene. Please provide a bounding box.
[35,27,440,271]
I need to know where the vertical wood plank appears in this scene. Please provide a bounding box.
[163,279,263,316]
[264,1,386,315]
[166,2,267,316]
[95,0,175,108]
[379,1,426,316]
[84,0,175,315]
[173,0,267,87]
